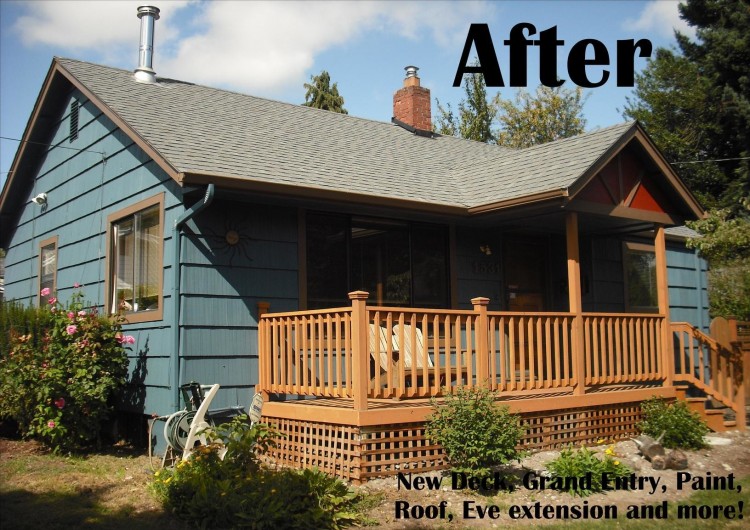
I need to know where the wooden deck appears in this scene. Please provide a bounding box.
[255,295,746,482]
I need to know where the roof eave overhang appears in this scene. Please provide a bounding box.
[179,170,469,217]
[466,189,569,216]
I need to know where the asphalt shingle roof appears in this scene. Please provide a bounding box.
[57,58,636,210]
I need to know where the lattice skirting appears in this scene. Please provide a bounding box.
[262,401,645,483]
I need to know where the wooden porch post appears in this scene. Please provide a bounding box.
[654,225,674,386]
[349,291,370,411]
[255,302,271,398]
[566,212,586,395]
[472,297,490,387]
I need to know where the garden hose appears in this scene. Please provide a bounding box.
[147,414,172,472]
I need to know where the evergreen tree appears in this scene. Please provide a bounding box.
[435,71,496,143]
[302,70,348,114]
[624,49,726,208]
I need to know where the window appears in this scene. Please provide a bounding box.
[623,241,658,312]
[38,236,58,304]
[106,194,164,322]
[306,213,450,309]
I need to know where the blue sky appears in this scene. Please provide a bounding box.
[0,1,694,189]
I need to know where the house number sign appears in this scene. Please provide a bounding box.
[472,261,501,275]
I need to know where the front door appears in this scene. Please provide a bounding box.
[503,237,547,311]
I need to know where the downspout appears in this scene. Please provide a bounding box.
[171,184,215,410]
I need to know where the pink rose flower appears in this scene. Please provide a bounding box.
[48,297,57,305]
[47,420,55,429]
[67,311,75,320]
[54,397,65,409]
[116,335,136,345]
[78,310,87,317]
[74,283,80,288]
[40,287,50,296]
[66,324,77,335]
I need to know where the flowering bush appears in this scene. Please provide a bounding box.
[0,287,131,452]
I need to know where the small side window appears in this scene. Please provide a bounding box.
[39,236,58,304]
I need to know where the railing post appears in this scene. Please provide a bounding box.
[729,318,747,430]
[737,368,747,431]
[349,291,370,411]
[654,225,674,386]
[566,212,586,395]
[255,302,271,398]
[472,297,490,387]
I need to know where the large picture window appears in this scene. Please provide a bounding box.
[38,236,58,304]
[623,241,658,312]
[107,194,164,322]
[306,213,449,309]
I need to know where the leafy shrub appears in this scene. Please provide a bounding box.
[0,299,54,358]
[0,288,130,452]
[545,445,632,497]
[425,386,524,479]
[639,397,709,450]
[152,416,364,529]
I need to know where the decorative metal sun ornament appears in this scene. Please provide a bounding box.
[202,216,254,266]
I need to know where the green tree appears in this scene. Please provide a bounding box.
[494,86,586,148]
[624,0,749,209]
[435,70,497,143]
[302,70,348,114]
[687,206,750,319]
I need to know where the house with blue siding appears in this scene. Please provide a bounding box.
[1,49,712,447]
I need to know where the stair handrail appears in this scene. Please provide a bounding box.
[671,321,745,430]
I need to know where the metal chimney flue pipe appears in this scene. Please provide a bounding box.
[134,5,160,83]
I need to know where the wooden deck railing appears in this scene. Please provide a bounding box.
[258,292,677,410]
[672,322,745,427]
[583,314,664,385]
[258,307,354,398]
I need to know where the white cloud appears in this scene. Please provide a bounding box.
[10,0,490,93]
[159,1,491,92]
[13,1,192,50]
[160,2,382,91]
[623,0,696,40]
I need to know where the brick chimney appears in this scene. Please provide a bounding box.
[393,66,431,132]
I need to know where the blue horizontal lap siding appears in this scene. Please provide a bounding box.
[3,89,183,416]
[666,241,708,331]
[178,201,299,410]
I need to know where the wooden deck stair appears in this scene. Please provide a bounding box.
[675,386,736,432]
